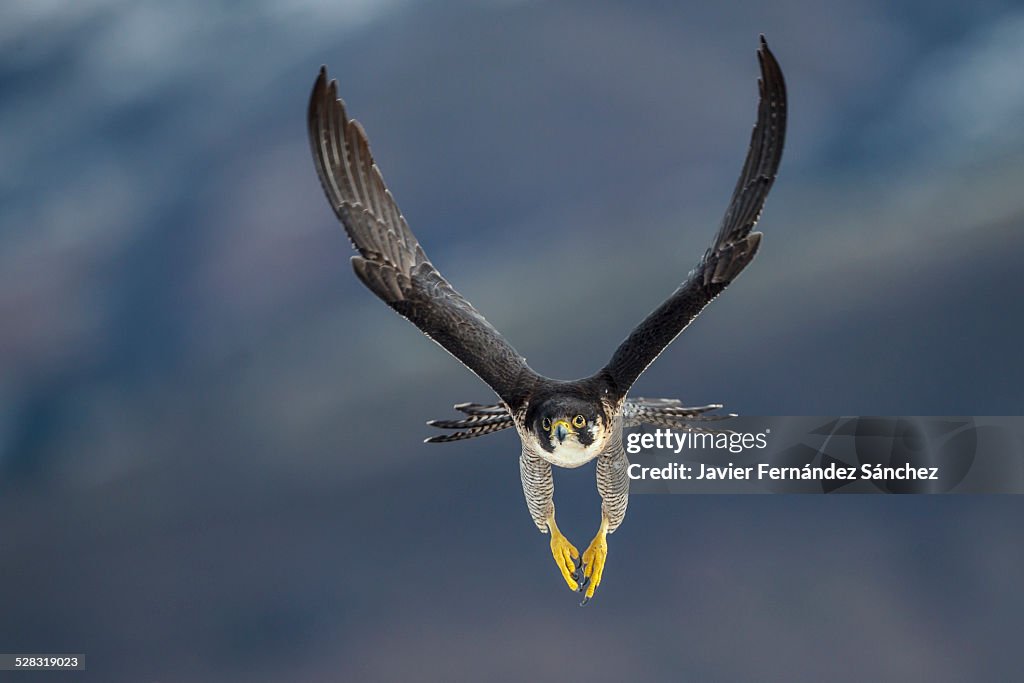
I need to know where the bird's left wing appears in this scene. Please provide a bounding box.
[599,37,786,401]
[308,67,539,408]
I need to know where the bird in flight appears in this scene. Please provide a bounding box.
[307,36,786,605]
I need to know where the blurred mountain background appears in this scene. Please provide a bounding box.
[2,1,1023,680]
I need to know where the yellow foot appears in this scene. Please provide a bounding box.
[580,524,609,606]
[547,518,581,591]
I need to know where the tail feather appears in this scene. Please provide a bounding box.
[425,403,514,443]
[423,397,736,444]
[622,398,736,429]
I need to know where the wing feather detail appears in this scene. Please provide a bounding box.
[308,67,539,407]
[600,36,786,399]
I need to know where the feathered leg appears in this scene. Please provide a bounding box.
[520,449,581,592]
[580,443,630,605]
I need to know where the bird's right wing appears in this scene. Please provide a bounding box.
[308,67,539,409]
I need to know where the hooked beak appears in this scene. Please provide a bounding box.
[555,423,568,442]
[551,419,572,443]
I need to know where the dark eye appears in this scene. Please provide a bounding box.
[542,417,552,431]
[573,415,586,428]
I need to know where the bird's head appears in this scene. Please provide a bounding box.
[528,395,608,459]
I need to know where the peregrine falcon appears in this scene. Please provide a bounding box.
[307,37,786,604]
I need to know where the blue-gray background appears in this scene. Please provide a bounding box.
[2,1,1023,681]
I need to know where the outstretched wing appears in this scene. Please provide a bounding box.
[600,36,786,400]
[308,67,539,408]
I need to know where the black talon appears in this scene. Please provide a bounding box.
[579,594,592,607]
